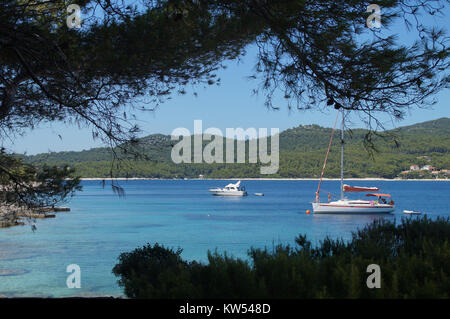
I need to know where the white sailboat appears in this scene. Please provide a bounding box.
[312,109,395,214]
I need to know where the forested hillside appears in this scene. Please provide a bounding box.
[20,118,450,179]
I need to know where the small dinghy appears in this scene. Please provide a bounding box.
[403,210,421,215]
[254,193,264,196]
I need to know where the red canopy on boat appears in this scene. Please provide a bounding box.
[343,184,380,192]
[366,193,391,198]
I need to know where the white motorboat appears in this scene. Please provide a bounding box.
[209,181,248,196]
[312,109,395,214]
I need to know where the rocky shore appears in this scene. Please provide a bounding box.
[0,205,70,228]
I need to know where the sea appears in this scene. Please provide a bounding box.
[0,179,448,297]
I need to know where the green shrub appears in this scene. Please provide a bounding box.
[113,216,450,298]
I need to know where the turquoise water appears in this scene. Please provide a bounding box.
[0,180,449,297]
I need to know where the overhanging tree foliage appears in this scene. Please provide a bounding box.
[247,1,449,116]
[0,0,264,208]
[0,0,449,209]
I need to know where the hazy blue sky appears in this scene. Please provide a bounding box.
[2,5,449,155]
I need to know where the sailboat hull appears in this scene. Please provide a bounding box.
[312,201,394,214]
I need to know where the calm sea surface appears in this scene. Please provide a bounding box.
[0,180,449,297]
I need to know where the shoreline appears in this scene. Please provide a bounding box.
[78,177,450,182]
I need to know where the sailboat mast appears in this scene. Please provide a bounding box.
[340,109,344,201]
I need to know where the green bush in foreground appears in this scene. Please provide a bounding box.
[112,216,450,298]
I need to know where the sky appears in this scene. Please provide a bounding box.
[2,4,449,155]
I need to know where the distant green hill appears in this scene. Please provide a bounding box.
[21,118,450,179]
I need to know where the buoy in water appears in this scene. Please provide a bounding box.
[306,210,311,214]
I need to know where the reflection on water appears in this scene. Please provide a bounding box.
[0,269,30,276]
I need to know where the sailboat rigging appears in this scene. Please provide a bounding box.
[312,108,395,214]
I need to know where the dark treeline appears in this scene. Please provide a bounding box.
[112,216,450,299]
[20,118,450,179]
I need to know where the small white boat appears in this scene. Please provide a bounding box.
[209,181,247,196]
[403,210,421,215]
[254,193,264,196]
